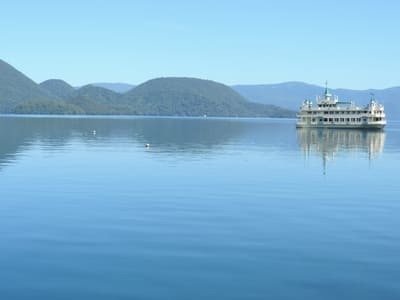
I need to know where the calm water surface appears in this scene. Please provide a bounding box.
[0,116,399,299]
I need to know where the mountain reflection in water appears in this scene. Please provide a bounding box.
[0,116,273,168]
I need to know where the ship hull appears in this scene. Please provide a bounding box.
[296,122,386,129]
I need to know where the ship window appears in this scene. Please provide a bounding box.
[320,118,323,122]
[334,118,338,122]
[324,118,328,122]
[312,118,315,122]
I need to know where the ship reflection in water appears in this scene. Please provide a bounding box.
[297,128,386,174]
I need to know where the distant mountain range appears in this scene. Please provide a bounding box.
[232,82,400,120]
[0,59,293,117]
[1,59,399,119]
[89,82,135,93]
[81,81,400,120]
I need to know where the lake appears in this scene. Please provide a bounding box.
[1,116,399,300]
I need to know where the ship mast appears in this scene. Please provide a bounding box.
[324,80,331,96]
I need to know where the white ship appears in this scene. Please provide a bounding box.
[296,83,386,129]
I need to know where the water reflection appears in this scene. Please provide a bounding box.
[1,117,390,172]
[297,128,386,173]
[0,116,271,168]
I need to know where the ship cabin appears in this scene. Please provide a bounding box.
[296,84,386,129]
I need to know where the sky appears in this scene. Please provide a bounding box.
[1,0,399,89]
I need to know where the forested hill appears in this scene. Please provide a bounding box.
[39,79,75,100]
[0,59,295,117]
[119,78,294,117]
[0,60,57,112]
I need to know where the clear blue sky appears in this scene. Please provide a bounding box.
[1,0,399,89]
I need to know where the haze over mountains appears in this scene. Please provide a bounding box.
[0,59,399,119]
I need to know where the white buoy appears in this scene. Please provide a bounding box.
[92,130,96,135]
[145,143,150,148]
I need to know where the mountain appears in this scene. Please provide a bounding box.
[1,58,399,118]
[233,82,400,120]
[0,59,56,112]
[40,79,75,100]
[13,99,84,115]
[233,82,321,110]
[333,87,400,120]
[68,85,125,114]
[2,58,292,117]
[89,82,135,93]
[121,77,294,117]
